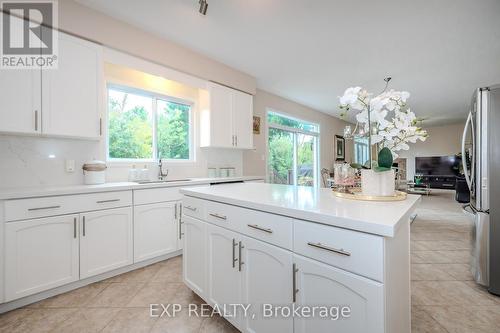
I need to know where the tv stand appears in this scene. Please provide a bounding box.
[415,176,456,190]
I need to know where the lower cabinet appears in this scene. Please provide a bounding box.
[293,255,384,333]
[80,207,133,279]
[183,216,207,297]
[241,235,293,333]
[206,223,243,328]
[134,202,178,263]
[4,214,80,301]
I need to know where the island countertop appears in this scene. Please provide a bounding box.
[180,183,421,237]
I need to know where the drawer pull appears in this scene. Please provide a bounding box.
[96,199,120,204]
[28,205,61,211]
[209,213,227,220]
[292,263,299,302]
[232,238,238,268]
[238,241,244,271]
[247,224,273,234]
[184,205,197,212]
[73,217,77,239]
[307,242,351,257]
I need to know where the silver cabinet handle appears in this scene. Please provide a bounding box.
[73,217,77,239]
[292,263,299,302]
[96,199,120,204]
[28,205,61,211]
[232,238,238,268]
[184,205,197,212]
[238,241,244,271]
[235,135,238,147]
[34,110,38,131]
[174,203,178,220]
[99,117,102,136]
[247,224,273,234]
[209,213,227,220]
[307,242,351,256]
[82,215,86,237]
[179,204,183,239]
[232,135,235,146]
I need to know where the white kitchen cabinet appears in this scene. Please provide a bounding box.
[4,214,79,301]
[293,254,384,333]
[0,15,41,135]
[206,223,243,328]
[200,82,253,149]
[241,235,293,333]
[183,216,207,298]
[134,202,178,263]
[41,31,103,139]
[80,207,133,279]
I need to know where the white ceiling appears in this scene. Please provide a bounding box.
[77,0,500,126]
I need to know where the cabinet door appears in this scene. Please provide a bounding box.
[208,82,233,147]
[241,235,293,333]
[42,31,103,139]
[232,90,253,149]
[0,14,41,135]
[206,223,242,328]
[183,216,207,298]
[293,255,384,333]
[4,214,79,301]
[80,207,133,279]
[134,202,178,263]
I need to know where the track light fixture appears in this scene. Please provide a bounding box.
[199,0,208,15]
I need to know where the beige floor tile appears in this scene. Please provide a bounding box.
[0,308,38,331]
[126,282,180,307]
[1,308,77,333]
[412,281,497,306]
[434,264,473,281]
[51,308,121,333]
[199,314,240,333]
[85,282,145,308]
[31,282,108,308]
[425,305,500,333]
[151,262,183,283]
[101,307,158,333]
[412,264,455,281]
[411,307,448,333]
[151,307,204,333]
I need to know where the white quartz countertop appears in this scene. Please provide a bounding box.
[181,183,421,237]
[0,176,264,200]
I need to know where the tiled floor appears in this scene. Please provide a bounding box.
[1,190,499,332]
[411,190,500,333]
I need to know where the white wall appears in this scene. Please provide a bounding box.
[399,122,465,179]
[243,90,352,181]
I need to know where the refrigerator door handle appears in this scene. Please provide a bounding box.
[462,112,473,189]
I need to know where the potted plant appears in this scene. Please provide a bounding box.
[339,85,428,196]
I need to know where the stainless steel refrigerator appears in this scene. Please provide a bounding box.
[462,84,500,295]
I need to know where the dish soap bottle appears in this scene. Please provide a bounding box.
[140,165,149,181]
[128,165,138,182]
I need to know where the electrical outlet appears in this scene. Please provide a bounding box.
[65,159,75,173]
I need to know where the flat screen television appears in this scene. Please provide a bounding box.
[415,156,461,176]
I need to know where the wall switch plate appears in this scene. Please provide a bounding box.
[65,159,75,173]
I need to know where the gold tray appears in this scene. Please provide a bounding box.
[332,189,407,201]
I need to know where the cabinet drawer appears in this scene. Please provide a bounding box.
[4,191,132,222]
[293,220,384,282]
[205,200,293,249]
[181,196,205,220]
[134,187,183,205]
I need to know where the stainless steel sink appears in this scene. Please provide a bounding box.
[135,179,192,184]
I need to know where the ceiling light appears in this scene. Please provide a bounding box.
[199,0,208,15]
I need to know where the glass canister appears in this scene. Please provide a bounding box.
[333,163,356,192]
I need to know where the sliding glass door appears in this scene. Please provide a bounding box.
[267,111,319,187]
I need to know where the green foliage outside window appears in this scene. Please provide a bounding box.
[108,87,191,160]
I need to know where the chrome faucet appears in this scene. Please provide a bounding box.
[158,158,169,180]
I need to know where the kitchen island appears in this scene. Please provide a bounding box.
[180,183,420,333]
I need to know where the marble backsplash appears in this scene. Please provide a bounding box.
[0,135,243,188]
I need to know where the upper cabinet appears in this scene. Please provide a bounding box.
[200,82,253,149]
[42,32,103,139]
[0,18,103,140]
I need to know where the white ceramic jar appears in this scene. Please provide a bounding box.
[82,160,107,185]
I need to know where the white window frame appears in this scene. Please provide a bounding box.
[106,83,194,163]
[266,109,320,187]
